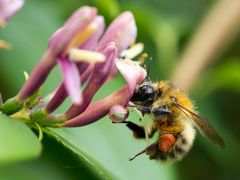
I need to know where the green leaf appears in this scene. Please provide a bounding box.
[42,128,112,179]
[0,114,42,165]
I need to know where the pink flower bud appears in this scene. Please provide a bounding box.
[109,105,129,123]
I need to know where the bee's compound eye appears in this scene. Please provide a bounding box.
[131,85,154,102]
[141,85,154,96]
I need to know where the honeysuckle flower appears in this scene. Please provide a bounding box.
[45,15,105,113]
[0,5,146,130]
[63,59,146,127]
[45,11,137,116]
[0,0,24,27]
[16,6,105,105]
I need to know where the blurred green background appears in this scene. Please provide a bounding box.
[1,0,240,179]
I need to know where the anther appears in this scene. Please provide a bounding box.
[69,48,106,63]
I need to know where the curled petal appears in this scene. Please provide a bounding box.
[49,6,97,56]
[97,11,137,54]
[64,6,97,27]
[116,59,147,97]
[65,43,117,118]
[59,58,82,105]
[79,16,105,50]
[64,59,146,127]
[109,105,129,123]
[0,0,24,21]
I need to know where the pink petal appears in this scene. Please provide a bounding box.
[78,16,105,50]
[97,11,137,54]
[64,6,97,27]
[59,58,82,105]
[0,0,24,20]
[116,59,147,96]
[48,6,97,56]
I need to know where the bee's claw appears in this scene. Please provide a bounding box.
[129,149,146,161]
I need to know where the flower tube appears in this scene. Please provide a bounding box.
[64,42,117,119]
[63,59,146,127]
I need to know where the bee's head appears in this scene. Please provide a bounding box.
[131,80,156,106]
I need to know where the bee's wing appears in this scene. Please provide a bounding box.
[173,101,225,148]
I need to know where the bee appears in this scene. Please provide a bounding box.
[121,79,225,162]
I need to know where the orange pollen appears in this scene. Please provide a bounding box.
[158,134,176,152]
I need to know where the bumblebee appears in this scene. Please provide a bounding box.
[122,80,225,162]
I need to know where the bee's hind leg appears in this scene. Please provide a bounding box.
[114,120,156,139]
[129,142,158,161]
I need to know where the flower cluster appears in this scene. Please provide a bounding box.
[0,6,146,127]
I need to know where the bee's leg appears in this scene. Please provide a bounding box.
[128,104,171,116]
[152,108,171,116]
[122,121,145,138]
[128,104,151,114]
[116,120,156,139]
[129,142,158,161]
[136,106,151,114]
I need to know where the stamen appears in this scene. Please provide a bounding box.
[65,22,98,53]
[0,39,12,49]
[138,53,148,65]
[23,71,29,80]
[69,48,106,63]
[121,43,144,59]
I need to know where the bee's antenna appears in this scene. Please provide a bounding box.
[129,149,146,161]
[146,57,152,81]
